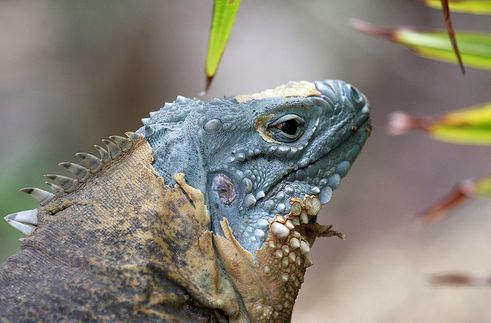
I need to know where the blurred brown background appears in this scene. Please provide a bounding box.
[1,1,491,322]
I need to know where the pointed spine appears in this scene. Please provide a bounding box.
[94,145,111,163]
[144,125,155,137]
[102,139,121,159]
[4,209,38,235]
[45,181,64,195]
[175,95,188,104]
[26,132,142,200]
[59,162,89,180]
[5,219,35,235]
[19,187,54,205]
[109,135,132,151]
[125,131,143,141]
[75,152,102,172]
[5,209,38,225]
[44,174,77,193]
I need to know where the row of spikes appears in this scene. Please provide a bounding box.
[4,132,143,236]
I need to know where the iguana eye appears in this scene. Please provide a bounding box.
[270,114,305,142]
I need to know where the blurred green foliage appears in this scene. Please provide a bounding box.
[358,2,491,218]
[0,151,55,263]
[475,176,491,196]
[430,102,491,145]
[425,0,491,14]
[354,21,491,72]
[396,30,491,71]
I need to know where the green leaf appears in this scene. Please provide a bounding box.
[388,102,491,145]
[397,29,491,70]
[205,0,241,92]
[425,0,491,14]
[438,102,491,126]
[430,102,491,145]
[431,123,491,144]
[352,21,491,71]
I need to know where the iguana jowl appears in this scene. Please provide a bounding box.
[0,80,370,322]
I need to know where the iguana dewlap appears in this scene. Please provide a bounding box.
[0,80,370,322]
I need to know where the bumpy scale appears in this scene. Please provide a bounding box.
[0,80,370,322]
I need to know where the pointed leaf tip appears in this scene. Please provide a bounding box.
[431,272,491,287]
[420,179,475,222]
[204,0,241,92]
[350,19,395,40]
[204,75,213,95]
[440,0,466,74]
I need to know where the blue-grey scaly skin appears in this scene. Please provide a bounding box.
[138,80,371,254]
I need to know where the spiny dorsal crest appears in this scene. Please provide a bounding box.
[4,132,144,236]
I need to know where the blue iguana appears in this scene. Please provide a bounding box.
[0,80,370,322]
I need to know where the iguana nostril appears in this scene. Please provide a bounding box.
[211,173,236,205]
[350,86,364,104]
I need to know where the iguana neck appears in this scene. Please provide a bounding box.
[2,137,246,322]
[138,106,206,190]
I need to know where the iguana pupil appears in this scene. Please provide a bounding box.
[270,114,305,141]
[275,119,299,135]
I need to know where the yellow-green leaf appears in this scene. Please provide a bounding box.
[431,124,491,144]
[425,0,491,14]
[439,102,491,126]
[475,176,491,197]
[205,0,241,92]
[397,29,491,70]
[388,103,491,145]
[352,21,491,71]
[430,102,491,145]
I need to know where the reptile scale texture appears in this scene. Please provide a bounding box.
[0,80,370,322]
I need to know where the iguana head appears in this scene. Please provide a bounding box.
[140,80,370,254]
